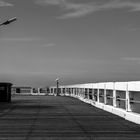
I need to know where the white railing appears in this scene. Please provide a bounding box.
[50,81,140,125]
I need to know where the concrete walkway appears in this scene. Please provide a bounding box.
[0,95,140,140]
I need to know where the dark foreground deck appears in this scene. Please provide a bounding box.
[0,95,140,140]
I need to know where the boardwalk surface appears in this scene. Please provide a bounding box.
[0,95,140,140]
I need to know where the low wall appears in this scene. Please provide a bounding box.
[50,81,140,125]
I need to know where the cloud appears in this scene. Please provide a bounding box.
[34,0,140,19]
[123,24,140,32]
[0,37,55,47]
[34,0,98,18]
[0,37,41,42]
[99,0,140,11]
[123,57,140,61]
[0,0,13,7]
[122,57,140,64]
[59,3,98,19]
[34,0,65,6]
[43,43,55,47]
[128,27,140,32]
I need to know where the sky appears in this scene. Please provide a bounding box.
[1,0,140,87]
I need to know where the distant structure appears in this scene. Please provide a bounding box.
[12,86,32,95]
[12,86,47,95]
[0,83,12,102]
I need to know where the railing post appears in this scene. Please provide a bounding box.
[92,89,95,101]
[82,88,84,98]
[97,84,100,103]
[38,88,40,95]
[104,84,107,105]
[87,88,90,100]
[126,83,131,112]
[113,82,117,107]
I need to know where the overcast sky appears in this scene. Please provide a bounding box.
[1,0,140,87]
